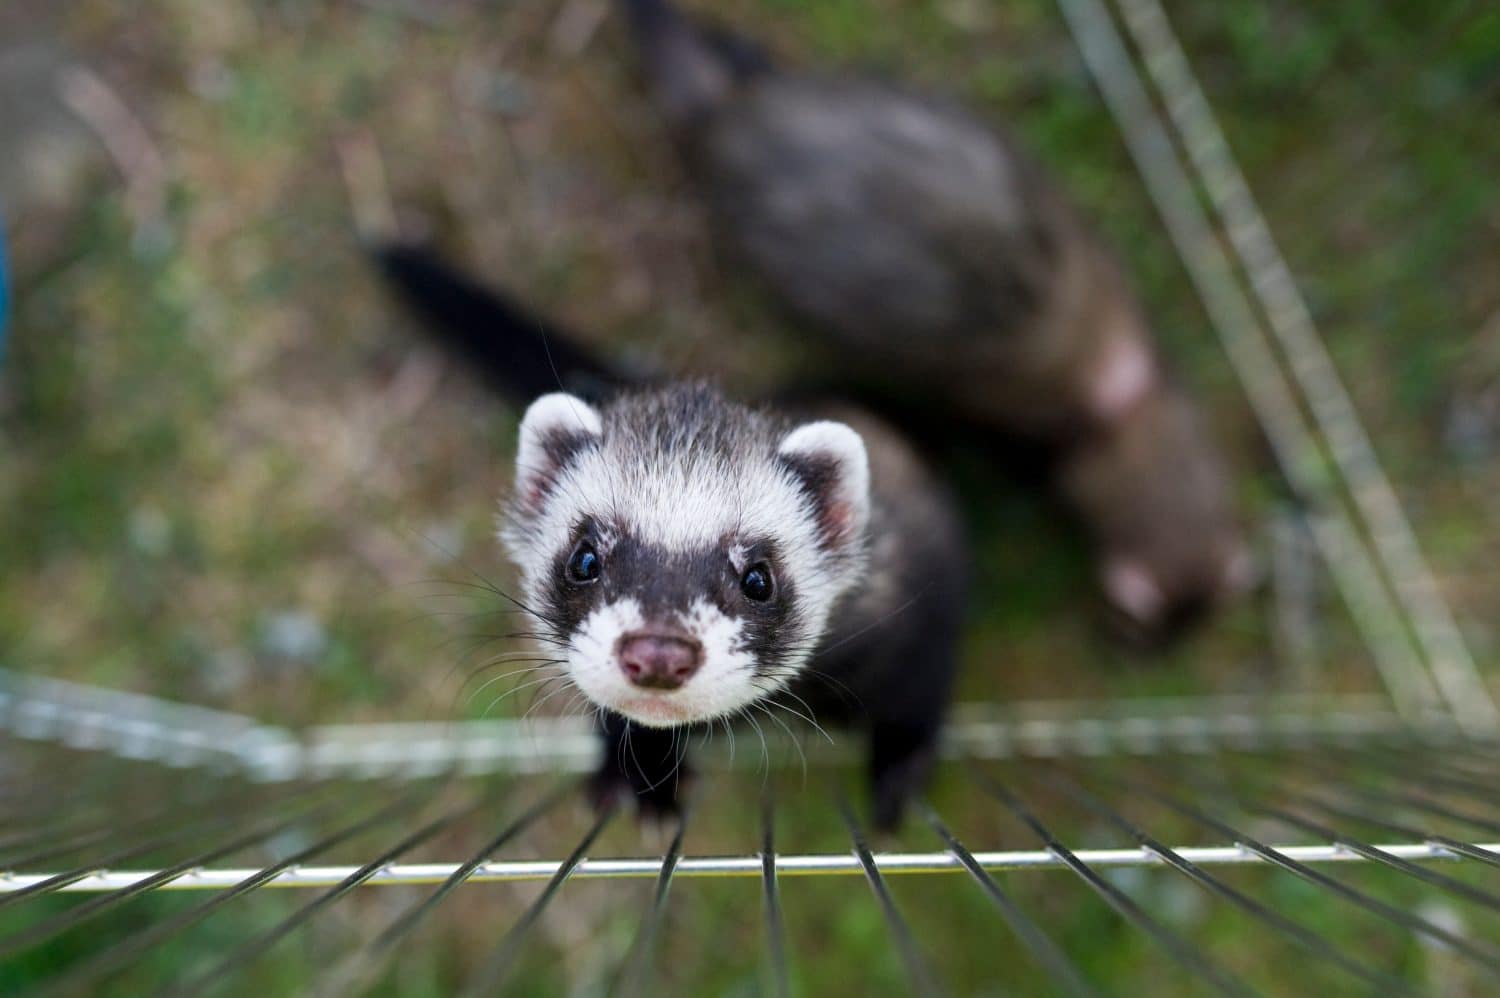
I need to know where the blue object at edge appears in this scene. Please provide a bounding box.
[0,219,8,367]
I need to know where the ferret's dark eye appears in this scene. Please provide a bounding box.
[740,563,774,602]
[566,542,600,584]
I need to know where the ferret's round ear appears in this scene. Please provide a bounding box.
[778,421,871,552]
[515,393,602,514]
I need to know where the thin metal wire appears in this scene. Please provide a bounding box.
[0,784,314,910]
[617,811,688,998]
[1120,774,1500,973]
[761,793,790,998]
[0,791,340,963]
[1325,773,1500,847]
[1358,742,1500,808]
[1286,786,1500,873]
[10,839,1500,892]
[312,782,573,997]
[943,697,1440,760]
[1112,0,1499,732]
[7,665,1446,778]
[0,670,266,756]
[39,791,433,996]
[168,790,478,995]
[975,771,1254,997]
[0,784,173,868]
[1425,740,1500,776]
[1046,768,1414,994]
[1054,0,1447,722]
[372,783,571,951]
[461,801,617,997]
[918,803,1097,998]
[1418,839,1500,871]
[1188,746,1500,881]
[1244,739,1500,835]
[1295,746,1500,824]
[0,790,223,871]
[1405,753,1500,801]
[1255,804,1500,917]
[0,765,294,872]
[10,741,1500,998]
[837,797,944,997]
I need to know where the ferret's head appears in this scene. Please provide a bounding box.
[1060,391,1255,644]
[501,384,870,727]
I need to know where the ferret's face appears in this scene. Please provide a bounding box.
[501,389,870,727]
[1062,392,1255,643]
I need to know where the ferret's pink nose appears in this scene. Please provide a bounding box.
[617,633,702,690]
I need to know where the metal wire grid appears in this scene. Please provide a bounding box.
[3,0,1499,992]
[2,665,1492,992]
[1057,0,1497,732]
[5,727,1500,993]
[0,668,1441,780]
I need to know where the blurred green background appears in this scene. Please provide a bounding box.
[2,0,1499,992]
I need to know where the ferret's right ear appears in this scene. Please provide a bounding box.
[515,393,602,514]
[778,421,871,553]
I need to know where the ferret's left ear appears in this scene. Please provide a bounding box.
[778,421,871,552]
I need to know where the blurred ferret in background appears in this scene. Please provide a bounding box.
[615,0,1252,643]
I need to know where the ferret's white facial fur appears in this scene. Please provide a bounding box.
[501,386,871,727]
[566,598,762,727]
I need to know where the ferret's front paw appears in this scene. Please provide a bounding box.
[869,736,937,833]
[871,772,915,833]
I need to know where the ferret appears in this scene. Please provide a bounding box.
[375,245,966,828]
[617,0,1250,641]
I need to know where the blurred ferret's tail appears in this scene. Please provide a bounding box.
[617,0,769,127]
[372,243,624,406]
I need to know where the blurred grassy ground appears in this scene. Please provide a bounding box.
[2,0,1499,992]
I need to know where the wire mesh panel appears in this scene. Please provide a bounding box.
[3,0,1498,993]
[4,712,1500,993]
